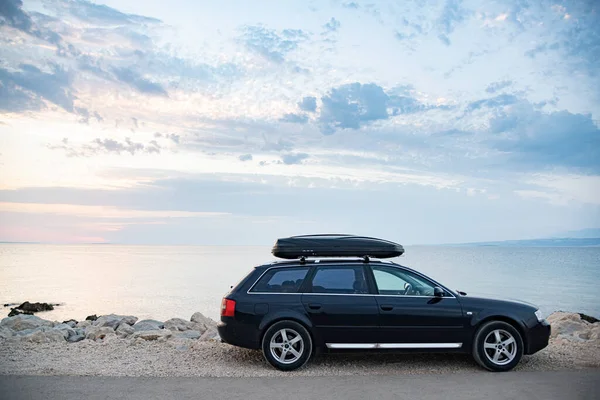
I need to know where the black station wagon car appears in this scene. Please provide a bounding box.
[217,235,551,372]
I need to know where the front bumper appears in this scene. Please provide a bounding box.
[525,319,551,355]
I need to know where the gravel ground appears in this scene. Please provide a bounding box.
[0,337,598,377]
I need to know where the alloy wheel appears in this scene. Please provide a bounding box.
[483,329,517,365]
[269,328,304,365]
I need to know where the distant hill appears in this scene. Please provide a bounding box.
[553,228,600,239]
[448,237,600,247]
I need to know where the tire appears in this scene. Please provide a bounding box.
[472,320,524,372]
[261,320,313,371]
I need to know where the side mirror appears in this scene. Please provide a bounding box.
[434,287,444,297]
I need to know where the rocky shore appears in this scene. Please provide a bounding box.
[0,311,598,377]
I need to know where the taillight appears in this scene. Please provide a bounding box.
[221,298,236,317]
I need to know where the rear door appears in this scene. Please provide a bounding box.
[301,264,379,348]
[369,265,466,348]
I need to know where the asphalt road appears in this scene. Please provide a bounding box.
[1,371,599,400]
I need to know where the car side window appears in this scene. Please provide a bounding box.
[372,266,436,296]
[308,266,368,294]
[250,267,310,293]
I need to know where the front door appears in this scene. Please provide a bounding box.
[301,264,379,347]
[369,265,466,348]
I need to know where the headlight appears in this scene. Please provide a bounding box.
[534,309,544,322]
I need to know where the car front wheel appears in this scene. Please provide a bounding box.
[473,320,524,372]
[261,320,313,371]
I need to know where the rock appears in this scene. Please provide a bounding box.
[67,334,85,343]
[52,323,76,339]
[85,326,116,341]
[14,327,49,336]
[0,314,54,332]
[76,320,92,329]
[164,318,194,332]
[578,313,599,324]
[85,314,98,321]
[0,327,13,339]
[133,319,164,332]
[21,329,66,343]
[62,319,78,328]
[8,309,33,317]
[199,327,220,341]
[173,330,201,340]
[547,312,599,342]
[93,314,138,329]
[116,323,135,338]
[190,312,216,334]
[132,329,172,341]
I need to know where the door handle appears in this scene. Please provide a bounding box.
[308,303,322,310]
[380,305,394,311]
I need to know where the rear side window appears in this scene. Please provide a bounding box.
[250,267,310,293]
[308,266,368,294]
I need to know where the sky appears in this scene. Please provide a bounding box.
[0,0,599,245]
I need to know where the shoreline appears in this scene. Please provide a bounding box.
[0,311,599,377]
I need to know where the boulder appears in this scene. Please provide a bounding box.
[116,323,135,338]
[21,329,65,343]
[190,312,216,334]
[133,319,164,332]
[85,326,116,341]
[0,327,13,339]
[76,320,92,329]
[132,329,172,341]
[67,334,85,343]
[14,327,49,336]
[173,330,201,340]
[547,312,599,342]
[52,323,76,339]
[164,318,194,332]
[93,314,138,329]
[0,314,54,332]
[85,314,98,321]
[199,327,220,341]
[8,301,57,316]
[62,319,78,328]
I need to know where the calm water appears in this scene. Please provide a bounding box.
[0,245,599,321]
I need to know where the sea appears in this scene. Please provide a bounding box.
[1,244,599,322]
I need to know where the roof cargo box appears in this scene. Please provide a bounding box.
[272,234,404,259]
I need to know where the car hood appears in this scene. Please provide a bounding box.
[456,292,538,311]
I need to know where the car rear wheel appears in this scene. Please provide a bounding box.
[261,320,313,371]
[473,320,524,372]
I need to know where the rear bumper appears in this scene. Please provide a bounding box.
[525,319,551,355]
[217,318,261,350]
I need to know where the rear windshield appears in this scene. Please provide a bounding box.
[250,267,310,293]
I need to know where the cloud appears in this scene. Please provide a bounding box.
[154,132,180,144]
[281,153,309,165]
[49,137,163,157]
[298,96,317,112]
[0,0,33,32]
[342,2,359,9]
[238,154,253,161]
[467,94,519,112]
[0,202,226,219]
[0,63,76,112]
[53,0,161,25]
[240,25,309,63]
[488,105,600,173]
[112,67,168,96]
[323,17,341,32]
[486,80,513,94]
[317,82,443,134]
[279,113,308,124]
[319,82,389,133]
[437,0,469,45]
